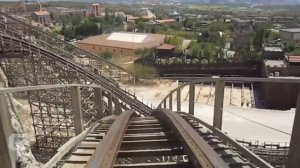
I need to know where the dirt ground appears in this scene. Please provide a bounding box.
[122,80,253,108]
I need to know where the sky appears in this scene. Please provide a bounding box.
[0,0,300,4]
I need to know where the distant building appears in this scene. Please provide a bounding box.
[279,28,300,41]
[231,32,251,50]
[92,3,101,17]
[126,8,155,22]
[169,10,179,17]
[262,57,300,109]
[262,45,284,60]
[156,44,176,58]
[155,19,176,25]
[263,59,286,77]
[169,10,182,21]
[140,8,156,21]
[77,32,165,57]
[31,11,51,24]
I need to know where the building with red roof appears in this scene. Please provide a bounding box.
[31,10,51,24]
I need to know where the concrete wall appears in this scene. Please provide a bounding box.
[262,63,300,109]
[263,82,298,109]
[293,32,300,41]
[154,63,261,77]
[280,31,300,41]
[77,43,136,57]
[280,31,293,41]
[262,50,284,60]
[31,14,50,24]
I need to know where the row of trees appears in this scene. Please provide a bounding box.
[56,8,125,40]
[61,20,101,40]
[284,41,300,55]
[188,42,219,63]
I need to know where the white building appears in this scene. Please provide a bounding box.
[279,28,300,41]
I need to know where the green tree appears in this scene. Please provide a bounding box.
[253,28,265,52]
[264,29,271,40]
[185,19,194,30]
[137,21,145,31]
[127,64,157,79]
[285,41,298,52]
[150,27,156,34]
[75,20,100,36]
[164,36,182,52]
[189,42,202,59]
[269,32,280,40]
[135,48,155,58]
[202,42,217,63]
[61,27,75,40]
[70,13,83,26]
[101,51,112,60]
[104,8,109,22]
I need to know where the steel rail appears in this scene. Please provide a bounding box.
[152,109,230,168]
[0,33,151,114]
[86,110,135,168]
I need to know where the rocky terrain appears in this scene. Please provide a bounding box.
[0,68,42,168]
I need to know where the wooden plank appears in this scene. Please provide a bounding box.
[70,86,83,135]
[94,88,103,119]
[177,88,181,111]
[189,83,195,115]
[287,88,300,168]
[0,94,16,168]
[43,124,96,168]
[180,112,273,168]
[86,110,135,168]
[213,79,225,130]
[118,148,185,157]
[152,109,230,168]
[113,162,192,168]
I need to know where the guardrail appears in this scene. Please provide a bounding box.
[0,84,128,168]
[156,76,300,168]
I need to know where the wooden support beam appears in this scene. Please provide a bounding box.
[177,89,181,111]
[169,93,173,110]
[107,91,113,116]
[189,83,195,115]
[70,86,83,135]
[287,88,300,168]
[0,94,16,168]
[158,104,162,109]
[114,98,122,115]
[163,99,167,109]
[94,88,103,119]
[213,79,225,130]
